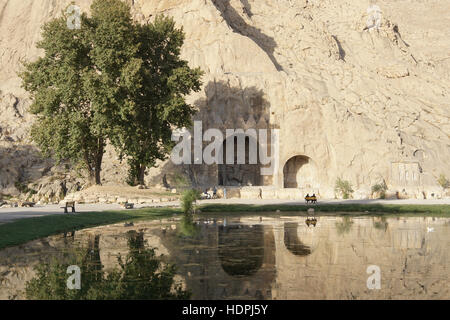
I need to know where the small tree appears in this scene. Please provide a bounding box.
[334,178,354,199]
[181,189,201,217]
[179,216,200,238]
[437,174,449,190]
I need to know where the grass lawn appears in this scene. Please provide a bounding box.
[199,203,450,215]
[0,203,448,250]
[0,207,181,250]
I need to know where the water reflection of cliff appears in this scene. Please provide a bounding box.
[159,222,277,299]
[0,216,449,300]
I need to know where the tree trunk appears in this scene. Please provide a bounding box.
[94,139,104,185]
[137,164,146,186]
[88,169,96,186]
[83,139,104,185]
[94,166,101,185]
[87,166,102,185]
[85,152,96,186]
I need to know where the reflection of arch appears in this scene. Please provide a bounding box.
[283,223,312,256]
[218,134,262,186]
[218,225,264,276]
[283,155,318,188]
[159,222,276,299]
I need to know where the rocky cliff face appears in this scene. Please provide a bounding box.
[0,0,449,199]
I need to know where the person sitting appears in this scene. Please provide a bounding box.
[306,218,317,227]
[202,189,211,199]
[305,193,311,203]
[212,186,217,199]
[311,193,317,204]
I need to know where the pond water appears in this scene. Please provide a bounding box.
[0,213,449,300]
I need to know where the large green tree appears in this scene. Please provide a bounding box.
[110,15,203,186]
[21,0,202,186]
[21,0,137,184]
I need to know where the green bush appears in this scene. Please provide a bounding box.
[179,216,200,238]
[437,174,449,189]
[335,217,354,235]
[371,181,388,199]
[373,217,389,231]
[334,178,354,199]
[181,189,201,216]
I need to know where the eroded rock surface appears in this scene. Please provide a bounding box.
[0,0,449,199]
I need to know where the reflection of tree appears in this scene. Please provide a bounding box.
[218,225,264,277]
[373,217,389,232]
[335,217,354,235]
[25,232,189,300]
[178,216,201,238]
[63,231,76,246]
[283,223,312,256]
[82,234,102,284]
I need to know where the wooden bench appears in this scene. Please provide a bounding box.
[21,201,36,208]
[305,196,317,204]
[123,202,134,209]
[306,218,317,227]
[61,201,76,213]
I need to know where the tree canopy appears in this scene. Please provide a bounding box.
[110,14,203,185]
[21,0,203,185]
